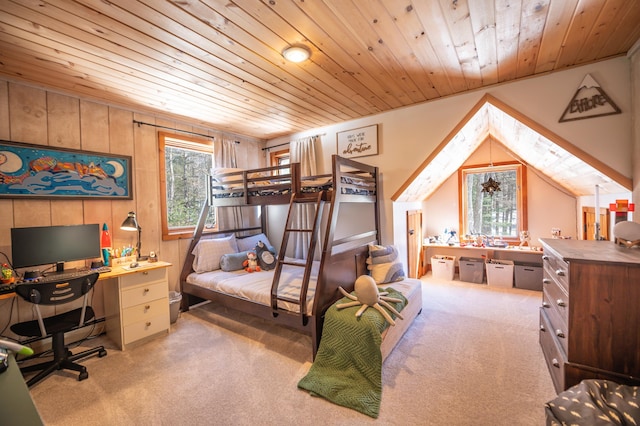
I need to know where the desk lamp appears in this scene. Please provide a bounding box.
[120,212,145,260]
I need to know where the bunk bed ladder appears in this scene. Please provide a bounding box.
[271,191,324,322]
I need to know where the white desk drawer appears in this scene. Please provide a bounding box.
[122,298,169,326]
[122,281,167,309]
[123,314,169,345]
[121,268,167,288]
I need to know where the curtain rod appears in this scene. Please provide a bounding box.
[262,133,326,151]
[133,120,238,143]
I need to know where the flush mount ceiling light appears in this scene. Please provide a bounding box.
[282,45,311,63]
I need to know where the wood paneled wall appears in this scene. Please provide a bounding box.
[0,79,265,337]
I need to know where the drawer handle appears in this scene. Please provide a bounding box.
[143,288,150,293]
[552,358,560,368]
[145,305,151,310]
[540,324,546,332]
[542,301,550,308]
[555,269,565,277]
[555,329,565,338]
[146,321,151,327]
[542,278,551,285]
[542,255,549,261]
[143,271,149,275]
[556,299,566,307]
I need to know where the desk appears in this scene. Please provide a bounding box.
[0,355,43,425]
[1,261,173,351]
[423,244,543,268]
[101,261,172,350]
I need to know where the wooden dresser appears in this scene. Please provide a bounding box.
[539,238,640,393]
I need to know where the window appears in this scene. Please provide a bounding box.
[459,162,527,241]
[270,149,290,174]
[159,132,217,240]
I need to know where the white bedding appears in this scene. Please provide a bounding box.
[186,259,320,313]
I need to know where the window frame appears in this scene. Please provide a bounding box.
[458,161,527,243]
[159,131,216,241]
[270,148,290,174]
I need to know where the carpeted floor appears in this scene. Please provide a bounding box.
[27,274,556,425]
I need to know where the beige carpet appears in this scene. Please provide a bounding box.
[28,274,556,425]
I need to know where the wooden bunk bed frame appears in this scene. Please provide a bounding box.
[179,155,380,357]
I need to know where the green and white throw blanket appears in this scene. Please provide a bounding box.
[297,288,407,418]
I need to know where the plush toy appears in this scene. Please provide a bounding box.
[243,251,261,272]
[337,275,404,326]
[255,240,276,271]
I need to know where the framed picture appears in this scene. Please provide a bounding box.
[0,140,132,199]
[337,124,378,158]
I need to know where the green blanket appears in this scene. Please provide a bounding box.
[297,288,407,418]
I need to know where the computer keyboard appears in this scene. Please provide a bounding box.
[38,269,95,283]
[0,283,16,295]
[91,266,112,273]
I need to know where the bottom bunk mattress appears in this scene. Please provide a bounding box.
[185,259,320,313]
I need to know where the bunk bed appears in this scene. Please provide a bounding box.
[179,155,421,358]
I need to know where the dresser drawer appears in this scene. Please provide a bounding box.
[541,278,569,326]
[122,297,169,326]
[541,291,569,355]
[122,281,167,309]
[542,254,569,292]
[120,268,167,289]
[123,313,169,345]
[539,309,566,393]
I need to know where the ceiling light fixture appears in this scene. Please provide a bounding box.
[481,139,501,196]
[282,45,311,63]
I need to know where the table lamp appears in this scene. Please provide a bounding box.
[120,211,145,260]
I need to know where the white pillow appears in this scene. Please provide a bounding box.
[192,235,239,273]
[237,233,273,252]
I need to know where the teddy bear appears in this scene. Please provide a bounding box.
[243,251,261,272]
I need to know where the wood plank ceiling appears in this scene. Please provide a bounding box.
[1,0,639,140]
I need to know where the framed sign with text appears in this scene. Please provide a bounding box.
[337,124,378,158]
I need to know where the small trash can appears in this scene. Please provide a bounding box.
[459,257,485,283]
[486,260,514,288]
[169,291,182,324]
[431,255,456,280]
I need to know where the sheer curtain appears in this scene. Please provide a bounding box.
[213,137,243,230]
[290,135,320,258]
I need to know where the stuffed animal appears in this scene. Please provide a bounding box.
[255,240,276,271]
[243,251,261,272]
[337,275,404,326]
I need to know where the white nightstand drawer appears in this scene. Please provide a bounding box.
[121,268,167,289]
[122,281,167,309]
[122,298,169,326]
[123,314,169,345]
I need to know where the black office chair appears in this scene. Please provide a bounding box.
[10,272,107,387]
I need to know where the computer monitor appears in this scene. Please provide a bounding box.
[10,224,101,275]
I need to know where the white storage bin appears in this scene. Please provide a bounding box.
[486,259,514,288]
[431,255,456,280]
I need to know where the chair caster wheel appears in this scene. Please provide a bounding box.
[78,371,88,381]
[99,349,107,357]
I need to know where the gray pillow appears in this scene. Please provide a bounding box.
[220,251,250,272]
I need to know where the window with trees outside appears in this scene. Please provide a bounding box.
[159,132,217,240]
[459,162,526,242]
